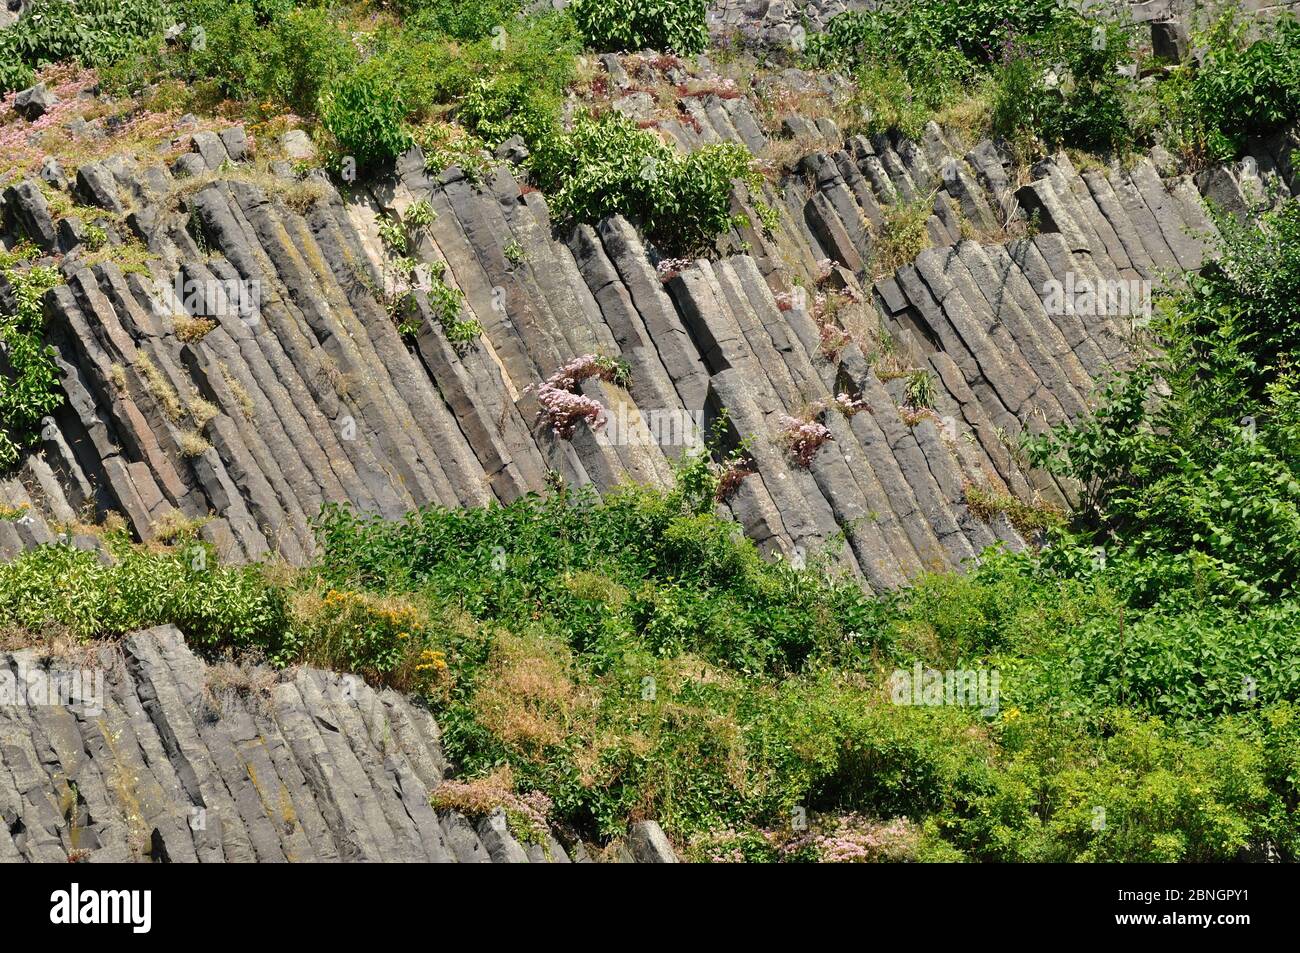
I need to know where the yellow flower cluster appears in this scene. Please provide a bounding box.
[0,502,30,520]
[415,649,448,673]
[321,590,425,632]
[323,589,363,608]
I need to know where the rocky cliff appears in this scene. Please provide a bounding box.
[709,0,1300,49]
[0,624,678,862]
[2,4,1298,864]
[1,51,1295,589]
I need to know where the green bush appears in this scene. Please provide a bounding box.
[990,15,1137,153]
[248,6,359,116]
[309,473,874,676]
[959,709,1288,862]
[120,2,358,116]
[0,537,288,651]
[571,0,707,55]
[399,0,526,42]
[373,10,578,127]
[0,251,63,470]
[1028,199,1300,606]
[1166,13,1300,163]
[0,0,171,93]
[4,455,1297,855]
[530,111,758,254]
[806,0,1062,73]
[810,2,1150,155]
[458,76,560,150]
[849,52,972,141]
[319,61,413,171]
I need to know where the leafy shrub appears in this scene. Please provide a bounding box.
[309,480,873,676]
[571,0,708,56]
[848,57,969,142]
[1028,199,1300,606]
[245,6,359,116]
[459,76,559,151]
[399,0,526,42]
[0,252,63,470]
[0,538,287,651]
[1165,13,1300,164]
[319,61,413,171]
[990,15,1138,154]
[413,122,492,181]
[871,197,932,276]
[811,2,1152,155]
[425,271,482,345]
[958,708,1288,862]
[806,0,1062,73]
[378,10,578,124]
[0,0,171,93]
[531,111,758,254]
[284,586,450,692]
[99,1,353,112]
[5,459,1298,855]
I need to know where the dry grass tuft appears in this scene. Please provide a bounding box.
[470,631,589,757]
[870,197,934,279]
[178,430,211,458]
[174,314,216,342]
[150,508,212,545]
[188,393,219,431]
[201,652,279,720]
[218,362,256,420]
[136,353,185,423]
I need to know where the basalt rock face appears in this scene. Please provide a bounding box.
[706,0,1300,51]
[0,625,592,863]
[1,62,1296,587]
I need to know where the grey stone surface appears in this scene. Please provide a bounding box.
[13,83,56,121]
[628,820,679,863]
[1151,19,1190,62]
[0,626,597,863]
[0,51,1289,602]
[279,129,316,161]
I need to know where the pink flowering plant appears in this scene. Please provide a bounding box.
[778,411,834,467]
[818,320,852,361]
[715,456,755,502]
[772,283,858,363]
[834,392,870,416]
[0,67,100,175]
[535,383,609,439]
[656,257,692,282]
[772,814,921,863]
[0,65,241,181]
[686,827,772,863]
[663,412,758,508]
[688,814,920,862]
[534,354,631,439]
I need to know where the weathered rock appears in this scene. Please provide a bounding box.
[280,129,316,161]
[628,820,679,863]
[493,134,528,164]
[13,83,57,121]
[0,71,1289,603]
[3,180,57,250]
[1151,19,1190,63]
[0,625,609,863]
